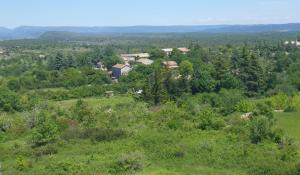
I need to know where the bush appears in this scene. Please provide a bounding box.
[112,151,144,173]
[291,93,300,110]
[83,128,127,142]
[71,99,95,128]
[199,89,244,115]
[15,156,32,171]
[34,144,58,157]
[30,112,59,146]
[253,101,274,118]
[249,115,280,144]
[62,127,127,142]
[0,87,23,112]
[197,108,225,130]
[270,93,290,110]
[0,114,12,132]
[236,100,256,113]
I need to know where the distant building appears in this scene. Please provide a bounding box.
[178,47,190,54]
[39,54,46,58]
[163,61,178,69]
[136,58,154,65]
[284,40,300,46]
[96,62,108,71]
[0,48,5,55]
[121,53,150,64]
[112,64,131,78]
[162,48,173,56]
[162,47,190,55]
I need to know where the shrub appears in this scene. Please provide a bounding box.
[199,89,244,115]
[30,112,59,146]
[253,101,274,118]
[197,108,225,130]
[0,114,12,132]
[248,115,280,144]
[236,100,256,113]
[62,127,127,142]
[83,128,127,142]
[71,99,95,128]
[112,151,144,173]
[291,93,300,110]
[15,156,32,171]
[46,160,86,175]
[0,87,23,112]
[270,93,290,110]
[34,144,58,157]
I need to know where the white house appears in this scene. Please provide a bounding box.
[162,48,173,56]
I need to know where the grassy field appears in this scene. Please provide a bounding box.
[1,96,300,175]
[275,111,300,142]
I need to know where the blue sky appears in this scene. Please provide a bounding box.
[1,0,300,28]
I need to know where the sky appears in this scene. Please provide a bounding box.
[1,0,300,28]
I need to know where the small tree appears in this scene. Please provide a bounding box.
[31,112,59,146]
[72,99,95,128]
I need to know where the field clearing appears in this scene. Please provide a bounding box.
[275,111,300,142]
[55,96,135,109]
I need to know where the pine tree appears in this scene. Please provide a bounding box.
[52,52,65,70]
[240,53,264,97]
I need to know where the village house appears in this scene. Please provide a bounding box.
[136,58,154,65]
[39,54,46,58]
[112,64,131,78]
[161,48,173,56]
[0,48,5,55]
[96,61,108,71]
[163,61,178,69]
[178,47,190,54]
[121,53,150,64]
[284,40,300,46]
[162,47,190,55]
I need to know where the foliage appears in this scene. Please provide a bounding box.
[197,108,225,130]
[236,100,256,113]
[30,112,59,146]
[0,86,22,112]
[71,99,95,128]
[112,151,145,173]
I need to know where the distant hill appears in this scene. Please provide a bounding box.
[1,23,300,40]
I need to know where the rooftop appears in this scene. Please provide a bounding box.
[137,58,154,65]
[112,64,127,69]
[121,53,150,58]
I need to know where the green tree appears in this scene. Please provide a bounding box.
[49,52,65,70]
[143,63,167,105]
[240,53,265,97]
[191,67,216,94]
[31,112,59,146]
[178,60,194,94]
[72,99,95,128]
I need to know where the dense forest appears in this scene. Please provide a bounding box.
[0,32,300,175]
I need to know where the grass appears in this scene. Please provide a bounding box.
[1,96,300,175]
[275,110,300,142]
[55,96,135,109]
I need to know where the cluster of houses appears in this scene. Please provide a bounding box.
[111,47,189,79]
[0,48,6,55]
[284,40,300,46]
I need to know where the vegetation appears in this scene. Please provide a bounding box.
[0,32,300,175]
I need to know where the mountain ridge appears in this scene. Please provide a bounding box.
[1,23,300,40]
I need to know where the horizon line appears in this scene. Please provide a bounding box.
[2,22,300,29]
